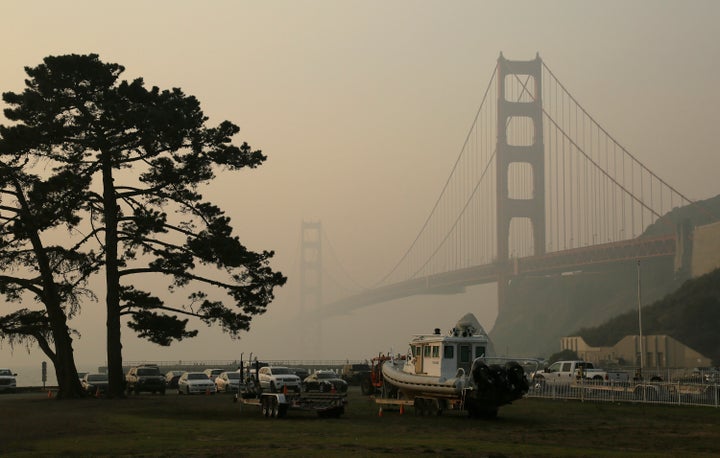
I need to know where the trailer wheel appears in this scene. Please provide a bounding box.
[271,397,279,417]
[360,377,373,395]
[261,397,270,417]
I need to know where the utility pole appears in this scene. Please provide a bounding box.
[637,260,644,378]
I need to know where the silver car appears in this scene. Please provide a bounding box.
[0,368,17,392]
[258,366,301,393]
[177,372,217,395]
[215,371,242,393]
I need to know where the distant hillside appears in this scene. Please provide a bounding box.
[489,257,679,359]
[489,194,720,360]
[642,194,720,237]
[577,267,720,365]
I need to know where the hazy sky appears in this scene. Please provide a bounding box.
[2,1,719,371]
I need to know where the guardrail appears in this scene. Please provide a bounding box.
[107,359,366,373]
[526,379,720,408]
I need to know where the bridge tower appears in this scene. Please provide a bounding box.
[300,221,323,356]
[496,53,546,262]
[300,221,322,314]
[496,54,545,307]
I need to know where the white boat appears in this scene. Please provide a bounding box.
[381,313,529,417]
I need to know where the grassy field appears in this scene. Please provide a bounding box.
[1,387,719,457]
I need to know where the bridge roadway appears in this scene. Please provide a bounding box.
[317,234,678,317]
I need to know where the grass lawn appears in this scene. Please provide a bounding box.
[1,387,719,457]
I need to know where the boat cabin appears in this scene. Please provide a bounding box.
[405,313,493,379]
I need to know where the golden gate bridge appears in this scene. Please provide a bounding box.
[300,53,712,318]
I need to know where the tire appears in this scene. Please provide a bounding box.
[261,398,270,417]
[271,398,279,418]
[633,386,644,400]
[270,382,277,393]
[360,377,373,395]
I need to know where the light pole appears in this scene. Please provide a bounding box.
[637,260,644,378]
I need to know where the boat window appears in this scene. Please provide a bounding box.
[475,346,486,359]
[414,346,421,357]
[459,345,471,363]
[432,346,440,358]
[423,346,431,357]
[444,346,454,359]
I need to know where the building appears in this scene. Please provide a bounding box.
[561,335,712,369]
[691,220,720,277]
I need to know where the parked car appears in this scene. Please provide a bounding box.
[289,367,310,381]
[0,368,17,393]
[257,366,301,393]
[177,372,217,395]
[302,370,348,393]
[165,370,184,389]
[215,371,242,393]
[125,364,166,395]
[203,368,225,381]
[81,373,109,395]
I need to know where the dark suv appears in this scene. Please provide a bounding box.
[125,365,166,395]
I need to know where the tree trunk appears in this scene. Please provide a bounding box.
[103,153,125,398]
[49,329,85,399]
[13,178,85,399]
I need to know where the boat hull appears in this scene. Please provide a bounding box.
[381,358,530,411]
[381,361,466,399]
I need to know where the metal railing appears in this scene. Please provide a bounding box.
[111,359,365,373]
[526,378,720,408]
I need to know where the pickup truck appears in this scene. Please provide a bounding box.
[532,360,629,386]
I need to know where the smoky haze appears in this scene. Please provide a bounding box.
[2,1,719,370]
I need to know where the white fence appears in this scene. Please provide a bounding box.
[526,378,720,408]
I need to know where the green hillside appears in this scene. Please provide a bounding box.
[577,267,720,365]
